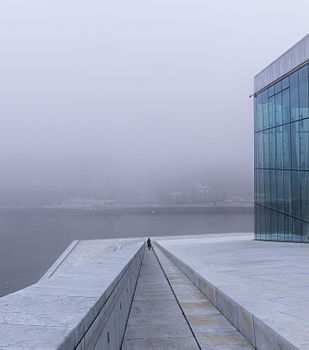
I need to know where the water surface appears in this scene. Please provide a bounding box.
[0,209,253,297]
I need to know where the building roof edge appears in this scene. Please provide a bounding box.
[254,34,309,94]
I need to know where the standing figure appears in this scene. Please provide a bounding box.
[147,238,151,250]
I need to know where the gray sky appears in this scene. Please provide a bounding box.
[0,0,308,204]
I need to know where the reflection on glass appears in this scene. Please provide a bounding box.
[254,64,309,242]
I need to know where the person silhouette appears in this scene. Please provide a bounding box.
[147,238,151,250]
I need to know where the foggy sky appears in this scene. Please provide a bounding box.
[0,1,308,204]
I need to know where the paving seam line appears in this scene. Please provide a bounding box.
[154,241,304,350]
[74,244,144,350]
[152,245,202,350]
[41,240,80,280]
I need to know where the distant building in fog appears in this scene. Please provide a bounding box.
[167,185,213,204]
[190,184,212,203]
[254,34,309,242]
[49,198,120,210]
[167,192,185,204]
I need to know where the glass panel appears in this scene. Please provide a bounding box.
[301,171,309,222]
[264,207,271,240]
[268,95,274,128]
[276,169,284,212]
[299,119,309,170]
[270,170,277,210]
[282,76,289,90]
[254,205,259,239]
[268,85,275,97]
[275,92,282,126]
[258,206,262,240]
[260,205,266,240]
[256,93,263,131]
[282,124,291,168]
[270,210,278,240]
[291,171,301,219]
[254,66,309,242]
[264,170,270,208]
[291,122,300,169]
[263,130,270,168]
[284,215,293,241]
[276,126,283,168]
[258,132,264,168]
[269,128,276,168]
[282,88,290,123]
[290,71,299,121]
[254,96,257,132]
[262,90,268,129]
[256,170,260,203]
[283,170,292,216]
[259,169,264,206]
[277,212,285,241]
[301,222,309,242]
[299,65,309,119]
[292,218,302,242]
[275,81,282,94]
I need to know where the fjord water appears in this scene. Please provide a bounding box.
[0,209,253,297]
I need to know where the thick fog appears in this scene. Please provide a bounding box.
[0,1,308,205]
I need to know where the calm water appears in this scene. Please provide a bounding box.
[0,209,253,297]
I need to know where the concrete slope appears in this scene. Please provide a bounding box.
[156,234,309,350]
[154,245,254,350]
[0,240,144,350]
[121,249,199,350]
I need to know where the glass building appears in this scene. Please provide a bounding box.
[254,34,309,242]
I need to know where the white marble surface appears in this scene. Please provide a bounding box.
[157,233,309,349]
[0,238,144,349]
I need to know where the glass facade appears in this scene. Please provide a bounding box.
[254,64,309,242]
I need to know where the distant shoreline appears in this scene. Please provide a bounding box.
[0,204,254,215]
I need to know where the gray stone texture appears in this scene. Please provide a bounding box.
[2,232,307,349]
[156,233,309,350]
[154,243,253,350]
[121,249,199,350]
[0,239,144,350]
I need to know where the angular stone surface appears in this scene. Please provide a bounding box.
[122,249,199,349]
[155,242,253,350]
[0,239,144,349]
[156,233,309,350]
[196,330,254,350]
[125,323,193,340]
[122,337,199,350]
[180,301,219,316]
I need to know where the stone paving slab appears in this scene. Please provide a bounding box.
[196,330,254,350]
[44,238,142,279]
[122,337,200,350]
[133,291,175,300]
[0,309,80,328]
[157,233,309,350]
[129,299,181,314]
[127,312,186,326]
[0,323,75,350]
[180,300,219,316]
[124,323,193,339]
[122,249,199,349]
[0,289,97,316]
[188,313,238,331]
[154,241,254,350]
[134,283,171,293]
[0,239,144,350]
